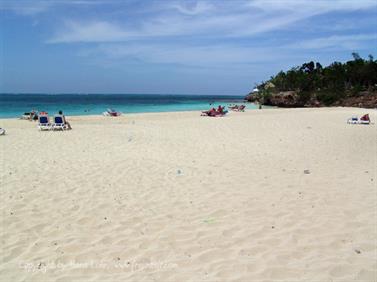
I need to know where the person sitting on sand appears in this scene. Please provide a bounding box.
[209,108,217,116]
[217,105,223,114]
[30,110,38,121]
[58,110,72,130]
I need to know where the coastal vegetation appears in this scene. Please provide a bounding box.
[247,53,377,108]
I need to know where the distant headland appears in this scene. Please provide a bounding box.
[246,53,377,108]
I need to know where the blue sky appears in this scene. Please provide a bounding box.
[1,0,376,95]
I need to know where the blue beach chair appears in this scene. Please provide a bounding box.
[38,115,51,131]
[52,115,67,130]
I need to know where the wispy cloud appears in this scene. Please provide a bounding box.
[77,40,323,71]
[171,1,213,15]
[3,0,377,94]
[0,0,51,16]
[292,34,377,50]
[78,32,376,69]
[45,0,377,43]
[0,0,112,15]
[40,0,377,72]
[47,21,130,43]
[247,0,377,13]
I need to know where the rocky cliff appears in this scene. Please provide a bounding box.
[245,91,377,108]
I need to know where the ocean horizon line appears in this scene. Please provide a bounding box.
[0,93,245,97]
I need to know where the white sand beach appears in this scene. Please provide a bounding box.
[1,107,376,282]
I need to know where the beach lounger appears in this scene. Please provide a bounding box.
[359,120,370,124]
[229,105,246,112]
[38,115,51,130]
[347,114,370,125]
[238,105,246,112]
[20,112,31,120]
[347,116,359,124]
[0,128,5,135]
[52,115,67,130]
[103,108,121,116]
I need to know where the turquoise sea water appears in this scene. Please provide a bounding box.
[0,94,254,118]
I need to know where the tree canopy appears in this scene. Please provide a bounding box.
[256,53,377,105]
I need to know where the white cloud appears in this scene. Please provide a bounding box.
[77,31,376,68]
[45,0,377,43]
[171,1,213,15]
[0,0,112,15]
[292,34,377,50]
[0,1,51,16]
[45,11,300,43]
[8,0,375,70]
[80,42,296,69]
[247,0,377,13]
[47,21,130,43]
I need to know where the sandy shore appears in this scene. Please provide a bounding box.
[1,107,376,281]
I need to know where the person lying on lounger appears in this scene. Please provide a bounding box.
[202,108,216,116]
[202,106,228,117]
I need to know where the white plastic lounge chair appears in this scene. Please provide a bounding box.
[103,108,121,116]
[52,115,67,130]
[0,128,5,135]
[359,119,370,125]
[20,112,31,120]
[347,116,359,124]
[38,115,51,131]
[347,114,370,125]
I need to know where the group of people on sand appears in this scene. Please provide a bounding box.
[228,104,246,112]
[202,104,248,117]
[202,105,228,117]
[21,109,72,130]
[20,109,39,121]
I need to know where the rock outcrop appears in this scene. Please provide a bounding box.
[264,91,304,107]
[244,93,258,103]
[245,91,377,108]
[333,92,377,108]
[245,91,306,107]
